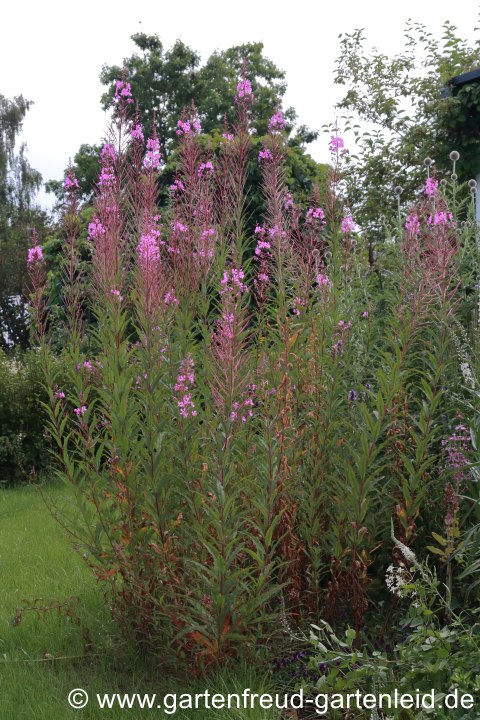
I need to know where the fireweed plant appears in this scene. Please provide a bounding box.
[27,77,479,669]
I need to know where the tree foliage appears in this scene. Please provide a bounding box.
[0,95,44,350]
[333,20,480,237]
[49,35,328,210]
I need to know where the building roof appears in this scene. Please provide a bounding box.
[450,68,480,87]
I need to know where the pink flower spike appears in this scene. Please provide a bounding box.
[130,123,144,142]
[64,172,80,191]
[316,272,332,289]
[329,134,346,154]
[258,148,273,162]
[268,111,286,133]
[425,177,438,197]
[235,78,253,102]
[306,207,326,225]
[341,214,355,234]
[114,80,134,104]
[143,136,161,170]
[27,245,44,265]
[74,405,87,417]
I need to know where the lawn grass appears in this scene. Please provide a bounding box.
[0,484,281,719]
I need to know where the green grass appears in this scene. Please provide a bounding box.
[0,484,280,719]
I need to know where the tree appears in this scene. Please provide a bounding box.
[49,35,328,210]
[0,95,44,350]
[333,20,480,238]
[100,34,297,158]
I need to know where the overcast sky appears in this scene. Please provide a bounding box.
[3,1,480,209]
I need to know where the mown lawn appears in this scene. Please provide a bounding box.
[0,484,280,719]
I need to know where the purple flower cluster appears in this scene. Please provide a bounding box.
[235,79,253,100]
[258,147,273,162]
[283,191,294,210]
[230,385,255,423]
[425,177,438,197]
[220,267,248,296]
[174,355,197,418]
[143,136,161,170]
[88,218,105,241]
[316,272,332,289]
[64,173,79,191]
[329,134,346,155]
[268,111,285,133]
[306,207,326,225]
[27,245,44,264]
[197,161,214,177]
[130,123,144,142]
[176,117,201,137]
[427,211,454,227]
[405,213,420,235]
[164,289,178,307]
[291,296,306,315]
[137,229,161,270]
[114,80,133,104]
[442,424,470,483]
[332,319,352,354]
[169,178,185,194]
[101,144,117,163]
[341,214,355,234]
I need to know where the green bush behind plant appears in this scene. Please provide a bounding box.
[0,349,59,486]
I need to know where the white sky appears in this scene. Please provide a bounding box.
[2,0,480,209]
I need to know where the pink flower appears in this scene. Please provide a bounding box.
[220,267,248,296]
[197,161,214,177]
[99,166,115,188]
[405,213,420,235]
[236,79,253,101]
[427,211,454,227]
[174,355,197,418]
[110,288,123,301]
[176,117,201,137]
[362,311,369,318]
[172,221,188,234]
[255,239,271,255]
[137,230,161,269]
[100,144,117,163]
[164,290,178,306]
[291,297,306,315]
[329,135,345,154]
[115,80,133,104]
[27,245,44,264]
[143,136,161,170]
[64,173,79,191]
[74,405,87,416]
[341,214,355,234]
[283,192,294,210]
[258,148,273,162]
[425,177,438,197]
[169,179,185,194]
[222,133,234,142]
[269,111,285,132]
[130,123,144,142]
[306,207,326,225]
[316,272,332,289]
[88,218,105,241]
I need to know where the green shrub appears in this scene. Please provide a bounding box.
[0,350,52,486]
